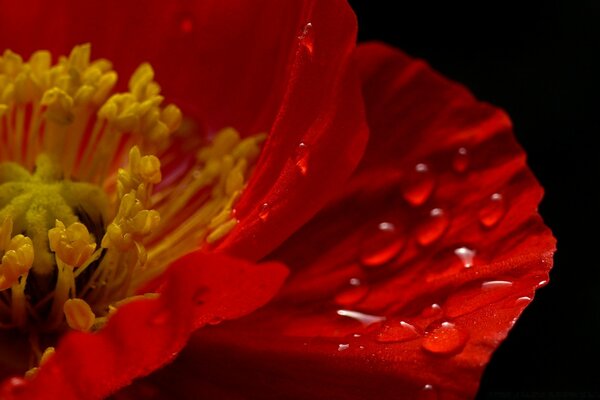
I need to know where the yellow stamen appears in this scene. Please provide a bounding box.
[63,298,95,332]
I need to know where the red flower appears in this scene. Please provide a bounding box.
[0,1,554,399]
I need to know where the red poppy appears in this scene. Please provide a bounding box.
[0,1,554,400]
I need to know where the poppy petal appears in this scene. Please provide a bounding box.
[0,253,287,400]
[131,42,555,399]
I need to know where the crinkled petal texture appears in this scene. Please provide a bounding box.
[0,0,368,261]
[116,43,556,399]
[0,253,287,400]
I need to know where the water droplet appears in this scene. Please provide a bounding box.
[515,296,532,306]
[337,309,386,327]
[452,147,469,173]
[180,16,193,33]
[334,278,369,306]
[421,321,468,356]
[376,320,421,343]
[295,142,308,175]
[416,208,449,246]
[421,303,443,318]
[359,345,365,350]
[338,343,350,352]
[538,280,548,288]
[207,316,225,326]
[419,384,439,400]
[258,202,270,221]
[479,193,506,228]
[298,23,314,54]
[454,246,476,268]
[482,280,513,290]
[402,163,436,206]
[359,222,405,268]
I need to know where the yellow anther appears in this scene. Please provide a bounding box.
[0,234,34,290]
[63,298,95,332]
[41,87,74,125]
[48,220,96,268]
[161,104,182,132]
[206,218,238,244]
[40,346,55,366]
[128,146,162,184]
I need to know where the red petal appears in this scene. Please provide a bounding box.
[132,43,555,399]
[0,253,287,400]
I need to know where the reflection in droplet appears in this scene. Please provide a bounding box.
[452,147,469,173]
[454,246,476,268]
[419,384,439,400]
[258,202,270,221]
[295,142,309,175]
[482,280,513,290]
[338,343,350,352]
[298,22,314,54]
[538,280,548,288]
[334,278,369,306]
[515,296,532,306]
[479,193,506,228]
[359,222,405,268]
[416,208,450,246]
[376,320,421,343]
[421,321,468,356]
[402,163,436,206]
[421,303,443,318]
[337,309,386,327]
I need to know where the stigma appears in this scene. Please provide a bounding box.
[0,44,265,370]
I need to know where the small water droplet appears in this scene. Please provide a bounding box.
[180,16,193,33]
[359,345,365,350]
[482,280,513,290]
[295,142,309,175]
[376,320,421,343]
[298,22,314,54]
[419,384,439,400]
[454,246,476,268]
[359,222,405,268]
[258,202,270,221]
[479,193,506,228]
[334,278,369,306]
[538,280,548,288]
[402,163,436,206]
[207,316,225,326]
[338,343,350,352]
[421,303,443,318]
[352,333,362,338]
[452,147,469,173]
[421,321,468,357]
[337,309,386,327]
[515,296,532,306]
[416,208,449,246]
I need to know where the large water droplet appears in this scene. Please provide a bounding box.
[445,280,514,318]
[482,280,513,290]
[416,208,449,246]
[334,278,369,306]
[402,163,436,206]
[258,202,270,221]
[359,222,405,268]
[337,309,386,327]
[298,22,314,55]
[421,321,468,356]
[338,343,350,352]
[295,142,309,175]
[479,193,506,228]
[454,246,476,268]
[452,147,469,173]
[376,320,421,343]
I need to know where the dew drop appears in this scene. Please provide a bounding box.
[359,222,405,268]
[482,280,513,290]
[376,320,421,343]
[479,193,506,228]
[452,147,469,173]
[295,142,309,175]
[337,309,386,327]
[515,296,532,306]
[207,316,225,326]
[258,202,270,221]
[445,280,515,318]
[180,16,193,33]
[419,384,439,400]
[298,22,314,54]
[402,163,436,206]
[454,246,476,268]
[338,343,350,352]
[421,303,443,318]
[416,208,450,246]
[538,280,548,288]
[334,278,369,306]
[421,321,468,357]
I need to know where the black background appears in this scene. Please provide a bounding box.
[348,1,599,398]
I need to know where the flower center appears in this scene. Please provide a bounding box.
[0,44,264,372]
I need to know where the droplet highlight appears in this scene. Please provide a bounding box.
[454,246,476,268]
[421,303,443,318]
[298,23,314,55]
[258,202,270,221]
[402,163,436,206]
[337,309,386,327]
[295,142,309,175]
[376,320,421,343]
[416,208,449,246]
[334,278,369,306]
[479,193,506,228]
[452,147,469,173]
[419,384,439,400]
[359,222,405,268]
[421,321,468,357]
[338,343,350,352]
[482,280,513,290]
